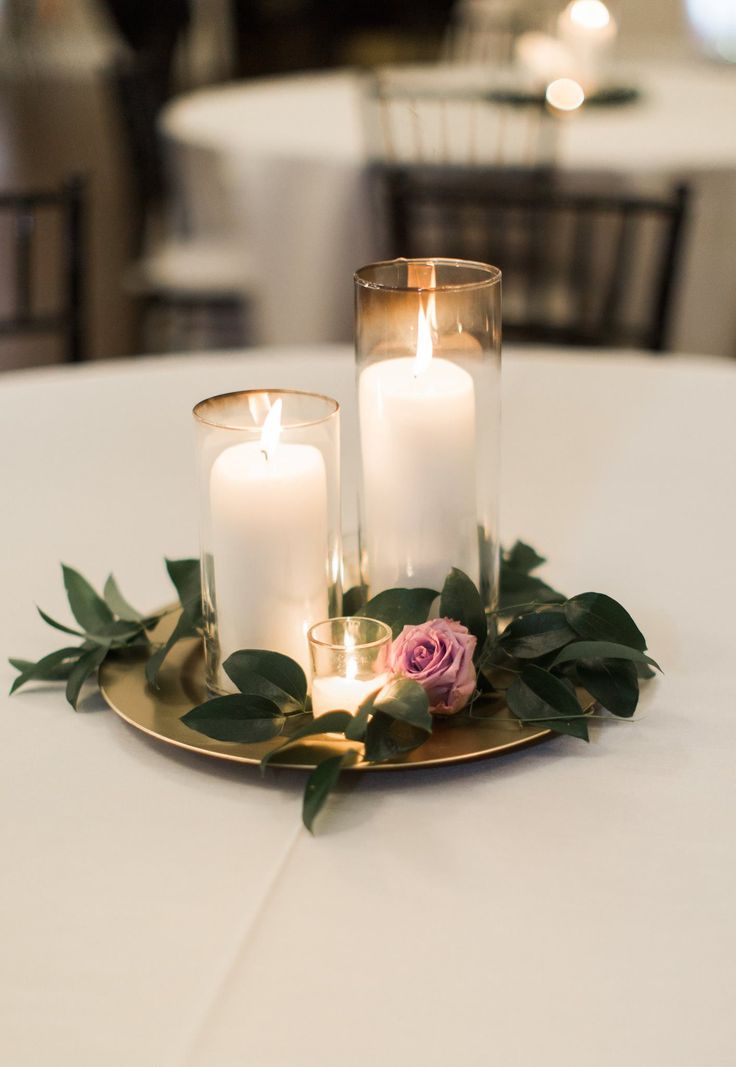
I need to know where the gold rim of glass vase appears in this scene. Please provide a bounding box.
[99,611,592,772]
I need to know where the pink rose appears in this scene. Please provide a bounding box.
[390,618,477,716]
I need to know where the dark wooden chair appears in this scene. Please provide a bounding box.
[381,164,689,351]
[0,176,86,363]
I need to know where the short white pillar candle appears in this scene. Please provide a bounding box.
[209,400,329,686]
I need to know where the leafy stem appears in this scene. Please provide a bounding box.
[9,541,659,833]
[9,558,203,708]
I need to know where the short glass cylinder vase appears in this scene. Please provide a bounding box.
[354,258,501,611]
[194,389,341,694]
[308,616,392,717]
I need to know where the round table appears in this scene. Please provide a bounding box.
[161,61,736,357]
[1,345,734,1065]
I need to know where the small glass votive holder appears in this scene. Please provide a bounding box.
[194,389,341,694]
[308,617,392,718]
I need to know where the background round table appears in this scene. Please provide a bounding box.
[161,61,736,357]
[1,345,734,1065]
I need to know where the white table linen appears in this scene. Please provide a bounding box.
[1,345,735,1065]
[161,62,736,357]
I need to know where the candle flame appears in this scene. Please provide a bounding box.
[413,263,438,377]
[568,0,610,30]
[259,398,282,460]
[414,303,434,377]
[247,392,272,425]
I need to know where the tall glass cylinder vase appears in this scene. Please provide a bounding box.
[355,258,501,610]
[193,389,341,694]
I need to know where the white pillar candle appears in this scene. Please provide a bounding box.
[514,32,575,92]
[557,1,617,93]
[311,672,389,717]
[359,302,479,595]
[209,401,328,689]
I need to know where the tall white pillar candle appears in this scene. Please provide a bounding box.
[557,1,617,93]
[359,305,479,594]
[209,404,328,689]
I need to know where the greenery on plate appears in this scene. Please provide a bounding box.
[9,558,203,708]
[8,542,659,833]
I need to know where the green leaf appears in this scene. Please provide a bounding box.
[165,558,201,612]
[260,711,353,770]
[372,677,431,732]
[364,711,430,762]
[98,620,149,646]
[37,606,86,639]
[359,586,438,638]
[182,695,285,742]
[506,665,589,741]
[504,540,546,574]
[222,671,304,715]
[37,605,142,648]
[223,650,307,710]
[9,658,34,671]
[439,567,488,652]
[145,606,201,688]
[551,641,661,672]
[9,646,86,694]
[343,585,368,615]
[103,575,144,622]
[65,645,107,709]
[303,753,357,833]
[62,565,115,634]
[363,679,432,761]
[499,610,576,658]
[636,662,656,680]
[576,659,639,717]
[564,592,647,651]
[344,700,373,742]
[498,571,565,612]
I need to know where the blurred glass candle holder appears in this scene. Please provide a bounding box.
[194,389,341,694]
[308,617,392,717]
[354,258,501,612]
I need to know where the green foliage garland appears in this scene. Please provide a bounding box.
[9,543,659,833]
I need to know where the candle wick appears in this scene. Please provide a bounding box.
[260,448,269,462]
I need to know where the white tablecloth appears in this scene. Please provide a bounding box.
[161,62,736,357]
[1,346,735,1065]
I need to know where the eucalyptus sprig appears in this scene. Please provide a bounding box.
[179,549,659,829]
[9,558,203,707]
[9,542,660,834]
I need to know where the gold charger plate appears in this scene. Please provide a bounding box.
[100,613,582,772]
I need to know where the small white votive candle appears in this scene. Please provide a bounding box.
[193,388,340,695]
[308,617,392,718]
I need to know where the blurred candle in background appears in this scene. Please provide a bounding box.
[515,31,575,90]
[558,1,618,92]
[545,76,586,112]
